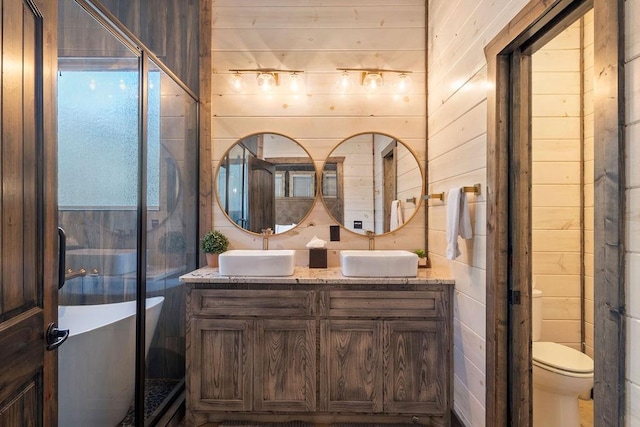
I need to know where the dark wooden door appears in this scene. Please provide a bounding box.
[382,146,396,233]
[0,0,58,425]
[247,156,275,233]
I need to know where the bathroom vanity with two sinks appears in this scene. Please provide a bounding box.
[181,265,454,426]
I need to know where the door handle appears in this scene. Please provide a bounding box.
[58,227,66,289]
[46,322,69,351]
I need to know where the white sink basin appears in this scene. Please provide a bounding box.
[219,249,296,277]
[340,250,419,277]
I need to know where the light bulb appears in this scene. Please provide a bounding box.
[336,71,353,93]
[394,73,412,94]
[363,72,383,92]
[256,72,277,92]
[287,72,305,93]
[229,72,245,93]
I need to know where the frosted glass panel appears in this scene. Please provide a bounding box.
[58,70,160,208]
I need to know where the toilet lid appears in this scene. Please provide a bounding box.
[532,342,593,373]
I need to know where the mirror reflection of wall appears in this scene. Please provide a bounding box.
[322,133,423,236]
[216,133,316,234]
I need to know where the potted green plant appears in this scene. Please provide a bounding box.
[414,249,429,268]
[159,231,186,268]
[201,230,229,268]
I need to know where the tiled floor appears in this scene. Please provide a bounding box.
[118,378,180,426]
[579,399,594,427]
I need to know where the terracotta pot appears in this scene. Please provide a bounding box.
[205,253,219,268]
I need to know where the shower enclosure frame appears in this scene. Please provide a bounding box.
[60,1,199,425]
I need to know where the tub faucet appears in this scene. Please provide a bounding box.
[366,230,375,250]
[261,228,273,250]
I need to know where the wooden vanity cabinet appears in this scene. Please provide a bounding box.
[188,289,316,414]
[320,290,449,415]
[187,284,451,426]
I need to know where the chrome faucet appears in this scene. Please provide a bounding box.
[261,228,273,250]
[366,230,375,250]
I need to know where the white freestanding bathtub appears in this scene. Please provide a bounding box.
[57,296,164,426]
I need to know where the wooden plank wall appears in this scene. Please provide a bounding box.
[625,0,640,424]
[58,0,199,93]
[582,10,594,359]
[337,134,375,233]
[528,13,596,357]
[208,0,426,265]
[100,0,199,93]
[426,0,529,425]
[531,21,583,351]
[387,141,422,230]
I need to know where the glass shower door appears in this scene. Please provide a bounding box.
[143,58,198,422]
[58,1,197,425]
[57,1,141,425]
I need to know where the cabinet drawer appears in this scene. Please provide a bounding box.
[327,290,446,318]
[192,289,315,317]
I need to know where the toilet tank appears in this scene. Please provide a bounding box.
[532,288,542,341]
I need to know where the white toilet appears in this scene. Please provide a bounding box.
[532,288,594,427]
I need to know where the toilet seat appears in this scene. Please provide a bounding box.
[533,342,593,377]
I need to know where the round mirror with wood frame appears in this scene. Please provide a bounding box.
[320,132,423,236]
[215,133,317,235]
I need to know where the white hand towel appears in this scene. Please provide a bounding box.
[396,200,404,227]
[390,200,404,231]
[459,192,472,239]
[446,188,473,260]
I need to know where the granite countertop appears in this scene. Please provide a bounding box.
[180,266,454,286]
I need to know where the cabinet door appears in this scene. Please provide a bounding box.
[255,319,316,412]
[320,320,383,412]
[189,318,253,411]
[383,320,448,414]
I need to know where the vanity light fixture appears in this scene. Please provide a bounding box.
[362,71,384,92]
[229,71,246,93]
[287,72,305,94]
[394,72,412,94]
[228,68,305,94]
[336,68,413,94]
[336,70,355,93]
[256,72,278,92]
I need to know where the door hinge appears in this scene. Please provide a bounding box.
[509,290,521,305]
